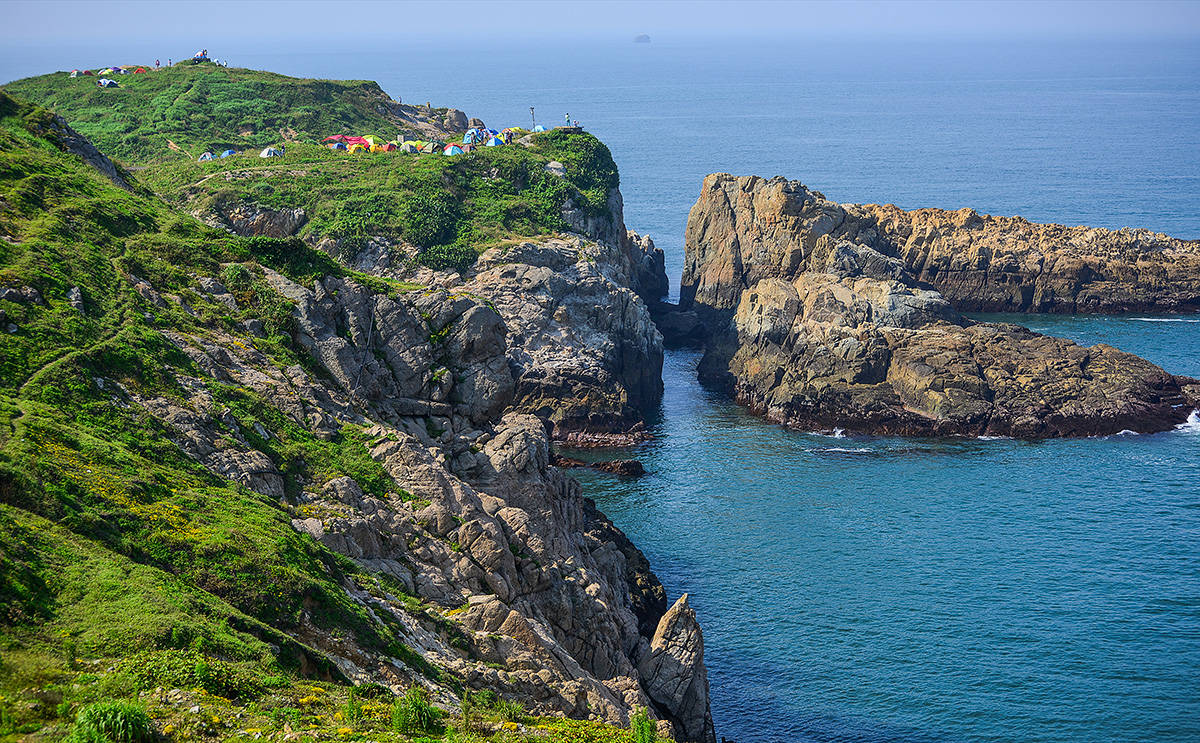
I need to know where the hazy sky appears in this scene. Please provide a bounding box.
[2,0,1199,42]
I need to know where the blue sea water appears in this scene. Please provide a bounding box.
[5,33,1200,743]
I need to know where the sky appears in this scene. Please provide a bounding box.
[2,0,1199,43]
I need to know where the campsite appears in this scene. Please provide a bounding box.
[4,60,610,272]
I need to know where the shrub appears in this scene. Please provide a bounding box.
[116,649,268,700]
[391,687,442,734]
[401,189,460,248]
[630,706,656,743]
[494,697,527,723]
[342,687,363,725]
[68,701,154,743]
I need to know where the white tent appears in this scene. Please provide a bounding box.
[259,147,282,158]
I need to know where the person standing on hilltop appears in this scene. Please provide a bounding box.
[564,113,570,126]
[155,59,160,69]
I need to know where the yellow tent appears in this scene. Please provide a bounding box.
[369,144,386,153]
[361,135,383,146]
[348,143,368,153]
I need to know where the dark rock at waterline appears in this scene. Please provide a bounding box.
[551,451,646,476]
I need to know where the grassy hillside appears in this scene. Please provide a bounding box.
[3,64,623,272]
[1,63,452,164]
[0,92,647,742]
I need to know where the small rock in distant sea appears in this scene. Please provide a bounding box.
[634,34,651,43]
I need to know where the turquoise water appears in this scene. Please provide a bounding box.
[6,34,1200,743]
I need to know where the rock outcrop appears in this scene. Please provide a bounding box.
[683,174,1200,437]
[125,268,711,739]
[682,174,1200,315]
[463,237,663,446]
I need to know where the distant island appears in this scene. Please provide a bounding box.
[634,33,651,43]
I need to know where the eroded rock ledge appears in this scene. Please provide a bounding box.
[128,267,711,741]
[680,174,1200,438]
[682,174,1200,315]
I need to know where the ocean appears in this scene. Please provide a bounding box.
[5,33,1199,743]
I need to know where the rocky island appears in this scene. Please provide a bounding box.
[678,174,1200,437]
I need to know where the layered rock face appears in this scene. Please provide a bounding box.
[463,236,663,446]
[127,268,711,740]
[683,174,1199,437]
[198,185,669,445]
[682,174,1200,314]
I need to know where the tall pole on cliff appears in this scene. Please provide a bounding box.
[530,107,535,129]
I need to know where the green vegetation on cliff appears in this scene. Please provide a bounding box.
[0,83,649,742]
[3,64,621,272]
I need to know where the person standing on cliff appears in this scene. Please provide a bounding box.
[564,113,570,126]
[155,59,160,69]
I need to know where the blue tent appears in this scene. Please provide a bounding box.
[484,136,504,147]
[198,152,215,162]
[533,125,546,132]
[463,132,478,144]
[443,144,465,156]
[328,142,348,151]
[220,149,237,158]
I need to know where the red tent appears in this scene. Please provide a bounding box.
[342,136,369,147]
[382,143,397,151]
[322,135,348,142]
[134,67,147,74]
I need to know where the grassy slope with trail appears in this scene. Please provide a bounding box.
[3,64,622,271]
[0,91,650,742]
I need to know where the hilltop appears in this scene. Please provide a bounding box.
[2,63,463,164]
[3,63,624,272]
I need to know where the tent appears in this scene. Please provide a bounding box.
[382,143,397,152]
[443,144,465,156]
[361,135,383,146]
[134,67,147,74]
[82,69,94,76]
[484,129,498,136]
[484,136,504,147]
[322,135,347,142]
[98,78,119,88]
[220,149,237,158]
[348,143,369,153]
[259,147,282,158]
[69,70,79,78]
[533,125,546,132]
[418,141,440,154]
[198,152,215,162]
[116,67,130,75]
[328,142,348,151]
[369,144,386,153]
[399,142,419,153]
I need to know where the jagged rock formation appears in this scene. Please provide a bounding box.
[682,174,1200,437]
[462,237,663,446]
[129,267,711,739]
[682,174,1200,314]
[193,180,669,445]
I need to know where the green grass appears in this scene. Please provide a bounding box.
[0,90,455,737]
[1,62,443,164]
[3,65,622,271]
[0,74,643,742]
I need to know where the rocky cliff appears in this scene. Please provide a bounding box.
[682,174,1200,314]
[0,91,708,741]
[682,174,1199,437]
[196,164,669,446]
[154,270,710,738]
